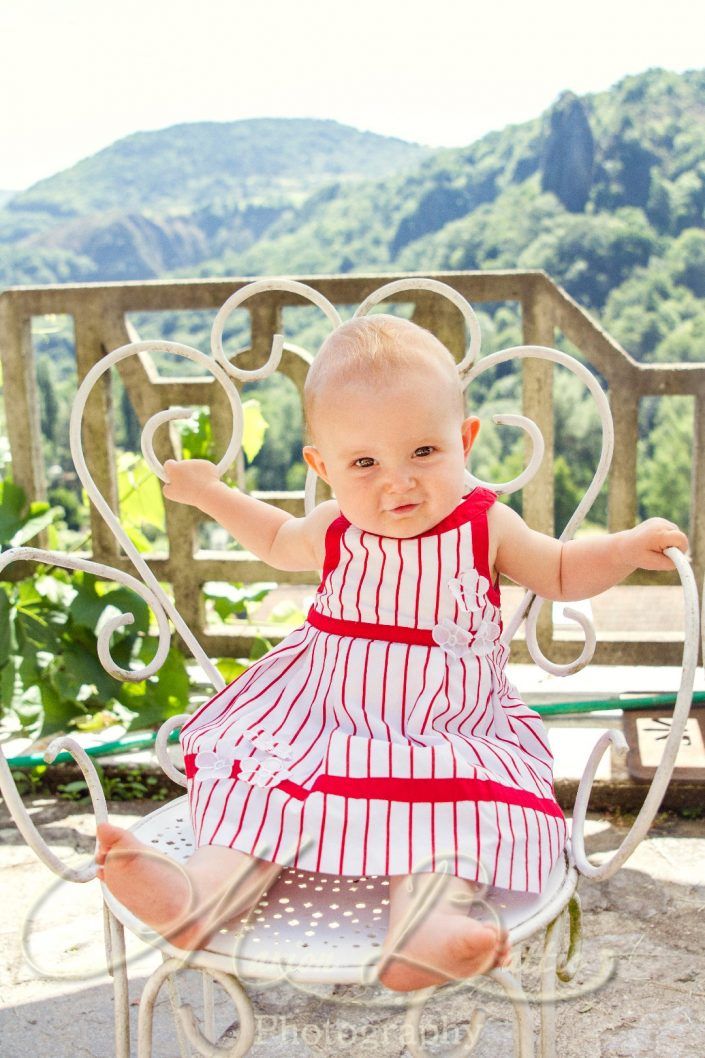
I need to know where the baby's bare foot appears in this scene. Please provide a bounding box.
[377,911,511,992]
[96,822,213,950]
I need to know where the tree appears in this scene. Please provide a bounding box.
[36,359,58,445]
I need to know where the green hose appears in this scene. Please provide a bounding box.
[6,728,182,769]
[6,690,705,769]
[534,689,705,716]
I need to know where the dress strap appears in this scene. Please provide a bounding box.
[316,512,350,593]
[466,488,501,605]
[462,486,499,519]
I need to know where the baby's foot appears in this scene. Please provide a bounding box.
[377,911,511,992]
[96,822,213,950]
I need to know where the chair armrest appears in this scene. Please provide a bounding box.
[0,735,107,883]
[570,545,699,880]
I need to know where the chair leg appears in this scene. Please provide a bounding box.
[137,956,256,1058]
[491,963,536,1058]
[163,954,192,1058]
[538,914,565,1058]
[403,983,487,1056]
[402,965,536,1058]
[103,904,131,1058]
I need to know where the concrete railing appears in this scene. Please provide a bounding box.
[1,270,702,665]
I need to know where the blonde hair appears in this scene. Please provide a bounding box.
[303,315,463,441]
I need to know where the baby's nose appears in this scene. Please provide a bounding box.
[384,465,416,490]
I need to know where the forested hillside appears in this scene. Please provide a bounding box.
[2,69,703,535]
[0,118,428,282]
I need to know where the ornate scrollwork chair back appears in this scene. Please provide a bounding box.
[0,277,699,1058]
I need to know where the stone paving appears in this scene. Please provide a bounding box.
[1,797,704,1058]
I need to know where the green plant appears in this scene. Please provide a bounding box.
[56,779,90,801]
[679,805,704,820]
[9,764,49,796]
[0,378,284,749]
[98,767,169,801]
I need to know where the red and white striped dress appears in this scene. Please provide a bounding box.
[180,487,569,894]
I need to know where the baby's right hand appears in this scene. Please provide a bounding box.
[162,459,222,508]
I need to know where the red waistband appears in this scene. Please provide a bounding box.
[306,606,437,645]
[183,752,564,817]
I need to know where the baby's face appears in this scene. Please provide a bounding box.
[302,362,479,538]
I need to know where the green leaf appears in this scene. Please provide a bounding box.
[118,645,190,731]
[17,580,43,608]
[0,480,27,544]
[249,636,273,660]
[15,607,62,653]
[117,451,165,534]
[205,581,276,622]
[213,598,245,622]
[0,587,13,664]
[215,657,249,683]
[0,656,22,713]
[9,506,58,546]
[241,399,268,462]
[150,646,190,706]
[267,600,307,625]
[70,709,119,733]
[34,574,77,607]
[97,586,150,636]
[124,524,154,553]
[51,643,121,702]
[18,650,41,689]
[68,571,148,634]
[38,679,86,737]
[203,582,276,605]
[14,682,42,727]
[177,408,213,461]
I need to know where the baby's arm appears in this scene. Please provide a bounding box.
[162,458,339,571]
[487,501,689,601]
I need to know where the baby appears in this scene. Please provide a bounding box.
[97,314,688,993]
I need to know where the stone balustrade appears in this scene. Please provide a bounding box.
[1,270,702,665]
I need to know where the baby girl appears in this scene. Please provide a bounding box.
[97,314,688,992]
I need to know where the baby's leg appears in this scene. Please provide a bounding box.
[377,872,511,992]
[96,822,282,951]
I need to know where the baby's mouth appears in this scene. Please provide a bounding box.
[389,502,420,514]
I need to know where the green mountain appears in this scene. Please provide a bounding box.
[214,69,705,317]
[0,118,428,280]
[3,69,703,348]
[3,70,704,536]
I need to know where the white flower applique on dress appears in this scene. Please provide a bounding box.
[431,617,474,659]
[432,569,501,661]
[236,727,295,787]
[195,728,294,789]
[448,569,491,614]
[194,748,237,779]
[237,756,293,789]
[245,728,293,760]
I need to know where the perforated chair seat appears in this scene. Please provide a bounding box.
[100,797,576,984]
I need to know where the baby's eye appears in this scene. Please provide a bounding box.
[414,446,435,457]
[353,457,375,468]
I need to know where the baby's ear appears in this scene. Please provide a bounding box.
[302,445,329,483]
[461,416,481,458]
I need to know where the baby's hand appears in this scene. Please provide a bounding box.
[162,458,222,508]
[621,518,689,571]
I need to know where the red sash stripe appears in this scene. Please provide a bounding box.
[183,753,565,819]
[306,605,438,645]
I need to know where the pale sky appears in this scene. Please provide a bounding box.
[1,0,704,190]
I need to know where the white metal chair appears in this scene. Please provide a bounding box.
[0,277,699,1057]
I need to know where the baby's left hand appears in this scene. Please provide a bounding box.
[622,518,689,571]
